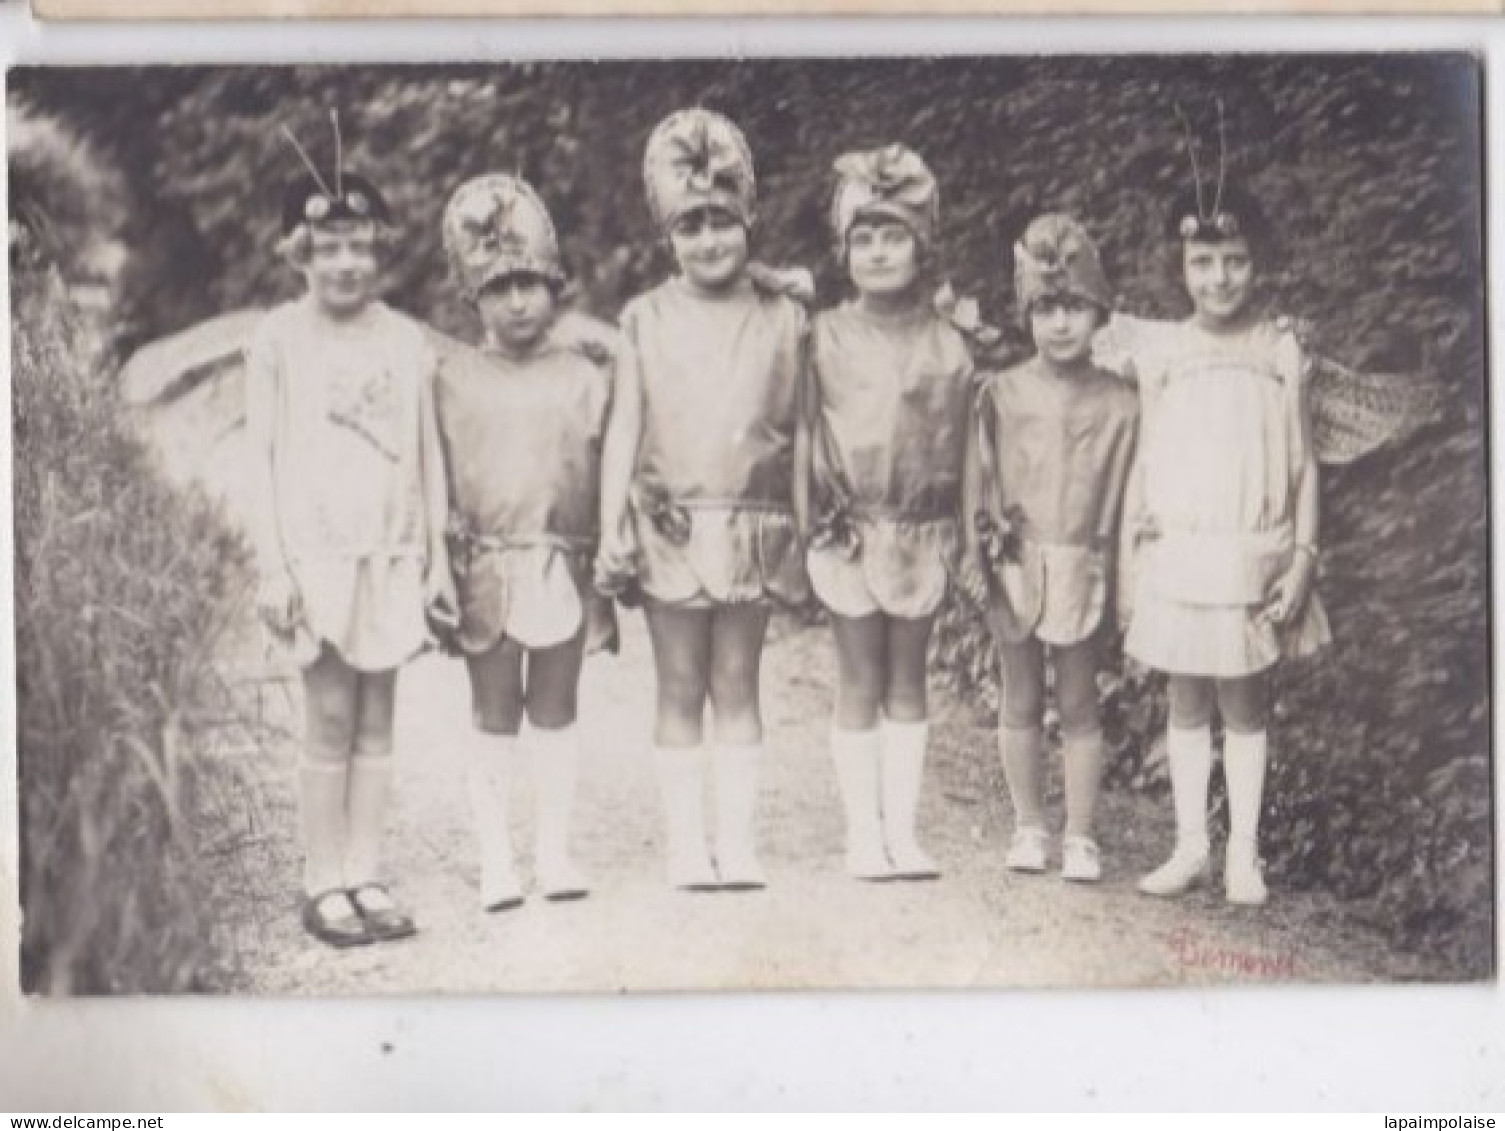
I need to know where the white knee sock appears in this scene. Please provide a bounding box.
[299,757,349,896]
[653,744,716,889]
[830,726,889,879]
[343,751,392,889]
[879,717,939,876]
[528,723,589,898]
[1223,729,1269,859]
[466,729,523,910]
[713,742,766,887]
[998,724,1046,831]
[1166,723,1213,854]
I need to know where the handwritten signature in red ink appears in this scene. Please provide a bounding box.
[1166,926,1299,979]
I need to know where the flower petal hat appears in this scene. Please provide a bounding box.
[442,173,565,298]
[642,108,757,233]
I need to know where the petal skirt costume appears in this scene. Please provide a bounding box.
[973,358,1138,647]
[433,328,613,652]
[621,276,810,607]
[806,301,975,620]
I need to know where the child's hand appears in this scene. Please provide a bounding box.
[256,571,303,636]
[424,576,461,655]
[1263,554,1316,628]
[425,568,459,617]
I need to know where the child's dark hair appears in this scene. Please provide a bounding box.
[478,270,565,300]
[1166,181,1276,266]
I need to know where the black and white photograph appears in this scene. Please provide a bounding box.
[7,54,1491,999]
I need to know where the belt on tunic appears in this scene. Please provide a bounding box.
[632,485,792,548]
[445,529,594,578]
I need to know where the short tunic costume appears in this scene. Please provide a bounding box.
[807,301,975,619]
[1107,314,1332,677]
[973,358,1138,647]
[245,297,436,671]
[620,275,810,606]
[434,327,613,652]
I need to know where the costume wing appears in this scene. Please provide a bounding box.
[119,307,266,409]
[1306,352,1445,467]
[118,308,268,495]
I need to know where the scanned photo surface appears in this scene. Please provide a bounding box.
[28,0,1505,19]
[7,56,1490,995]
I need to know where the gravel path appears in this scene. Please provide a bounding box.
[226,611,1431,995]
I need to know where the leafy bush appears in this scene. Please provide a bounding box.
[12,55,1489,974]
[12,268,254,993]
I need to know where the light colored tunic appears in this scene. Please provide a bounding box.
[973,358,1138,646]
[434,327,613,652]
[1102,314,1331,676]
[621,275,809,606]
[245,298,436,672]
[807,301,975,619]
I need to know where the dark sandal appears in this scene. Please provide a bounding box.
[300,889,373,949]
[348,883,418,943]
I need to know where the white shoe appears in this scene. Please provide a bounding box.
[1060,835,1102,883]
[1005,826,1048,873]
[1224,846,1269,906]
[1137,840,1210,897]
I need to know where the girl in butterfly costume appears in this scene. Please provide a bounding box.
[435,174,615,910]
[1096,163,1431,905]
[247,121,454,948]
[806,144,984,881]
[966,214,1138,884]
[598,109,812,891]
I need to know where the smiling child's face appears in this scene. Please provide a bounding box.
[846,218,921,299]
[1183,236,1257,327]
[477,273,556,354]
[301,221,379,318]
[1029,294,1102,369]
[668,206,750,292]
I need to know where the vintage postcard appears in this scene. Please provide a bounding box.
[7,54,1490,998]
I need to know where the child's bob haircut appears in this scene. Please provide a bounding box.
[277,171,395,266]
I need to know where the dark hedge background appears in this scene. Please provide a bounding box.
[10,55,1492,978]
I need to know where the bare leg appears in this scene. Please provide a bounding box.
[296,647,367,946]
[462,639,526,911]
[342,667,417,940]
[998,635,1048,837]
[831,612,887,732]
[300,647,359,897]
[643,601,717,889]
[879,614,941,880]
[828,613,891,880]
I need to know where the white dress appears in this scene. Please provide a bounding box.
[1102,315,1332,677]
[245,298,436,672]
